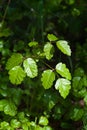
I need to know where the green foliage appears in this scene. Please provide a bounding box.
[10,119,21,128]
[0,0,87,129]
[56,62,71,80]
[28,41,38,47]
[44,42,54,60]
[39,116,49,126]
[55,78,71,99]
[56,40,71,56]
[23,58,38,78]
[0,99,17,116]
[47,34,58,42]
[9,66,26,85]
[70,108,84,121]
[6,53,23,70]
[41,70,55,89]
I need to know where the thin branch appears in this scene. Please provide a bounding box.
[2,0,11,23]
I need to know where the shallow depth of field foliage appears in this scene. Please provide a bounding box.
[0,0,87,130]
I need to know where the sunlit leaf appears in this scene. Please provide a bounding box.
[0,121,9,129]
[39,116,49,126]
[56,40,71,56]
[44,42,54,60]
[22,123,28,130]
[0,99,17,116]
[28,41,38,47]
[56,62,71,80]
[6,53,23,70]
[10,119,21,128]
[9,66,26,85]
[47,34,58,41]
[41,70,55,89]
[55,78,71,99]
[23,58,38,78]
[4,101,17,116]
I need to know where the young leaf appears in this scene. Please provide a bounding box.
[41,70,55,89]
[56,40,71,56]
[56,62,71,80]
[23,58,38,78]
[28,41,38,47]
[39,116,49,126]
[55,78,71,99]
[44,42,54,60]
[47,34,58,41]
[6,53,23,70]
[9,66,26,85]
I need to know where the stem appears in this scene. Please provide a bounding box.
[2,0,11,23]
[43,61,55,71]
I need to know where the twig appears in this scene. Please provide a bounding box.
[2,0,11,23]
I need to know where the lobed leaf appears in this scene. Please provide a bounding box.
[55,78,71,99]
[56,62,71,80]
[6,53,23,70]
[9,66,26,85]
[56,40,71,56]
[23,58,38,78]
[44,42,54,60]
[41,69,55,89]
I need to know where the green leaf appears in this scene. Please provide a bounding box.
[35,125,43,130]
[10,119,21,128]
[23,58,38,78]
[41,70,55,89]
[0,28,11,37]
[43,126,52,130]
[70,108,84,121]
[44,42,54,60]
[9,66,26,85]
[56,62,71,80]
[0,99,17,116]
[56,40,71,56]
[47,34,58,41]
[83,75,87,86]
[6,53,23,70]
[84,94,87,105]
[74,68,84,77]
[0,99,8,111]
[72,77,81,89]
[55,78,71,99]
[0,121,9,129]
[4,101,17,116]
[22,123,28,130]
[28,41,38,47]
[39,116,49,126]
